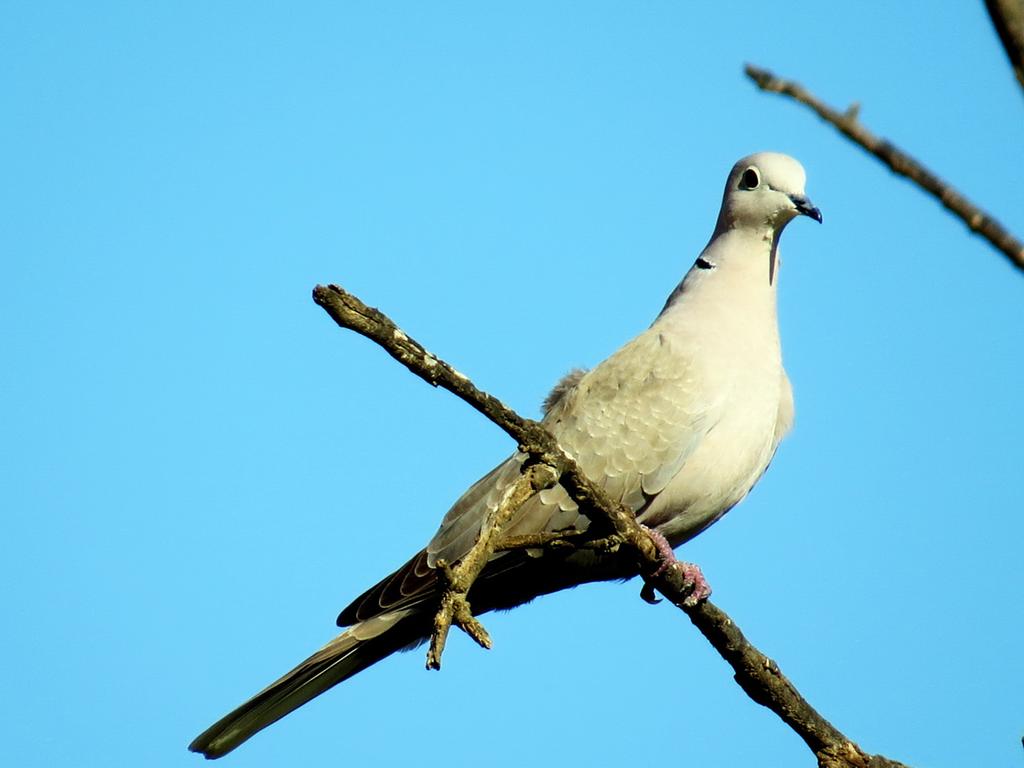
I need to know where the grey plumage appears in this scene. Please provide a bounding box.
[190,152,820,759]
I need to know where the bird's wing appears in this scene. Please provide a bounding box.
[338,326,714,626]
[430,327,713,563]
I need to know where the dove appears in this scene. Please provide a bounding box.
[190,151,821,758]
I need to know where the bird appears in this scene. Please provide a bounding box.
[189,151,821,759]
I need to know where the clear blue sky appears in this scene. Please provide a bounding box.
[3,3,1022,767]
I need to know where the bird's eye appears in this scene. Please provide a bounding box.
[739,167,760,190]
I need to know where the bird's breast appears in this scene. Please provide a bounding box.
[637,308,785,545]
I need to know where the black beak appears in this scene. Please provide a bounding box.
[790,194,822,223]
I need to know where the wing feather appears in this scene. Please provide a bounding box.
[340,326,716,625]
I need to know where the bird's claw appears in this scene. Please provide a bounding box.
[639,581,662,604]
[640,525,711,607]
[674,561,711,607]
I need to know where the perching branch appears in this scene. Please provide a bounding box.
[310,284,661,559]
[745,63,1024,275]
[313,282,911,768]
[986,0,1024,95]
[425,462,558,669]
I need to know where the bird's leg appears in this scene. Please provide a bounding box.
[639,525,711,608]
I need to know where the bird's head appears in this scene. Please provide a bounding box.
[716,152,822,233]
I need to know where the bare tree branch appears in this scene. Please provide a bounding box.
[311,283,664,668]
[986,0,1024,94]
[310,284,659,558]
[425,462,558,669]
[745,63,1024,274]
[312,282,912,768]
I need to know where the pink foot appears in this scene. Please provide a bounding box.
[640,526,711,607]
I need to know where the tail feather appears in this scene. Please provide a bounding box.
[190,610,419,759]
